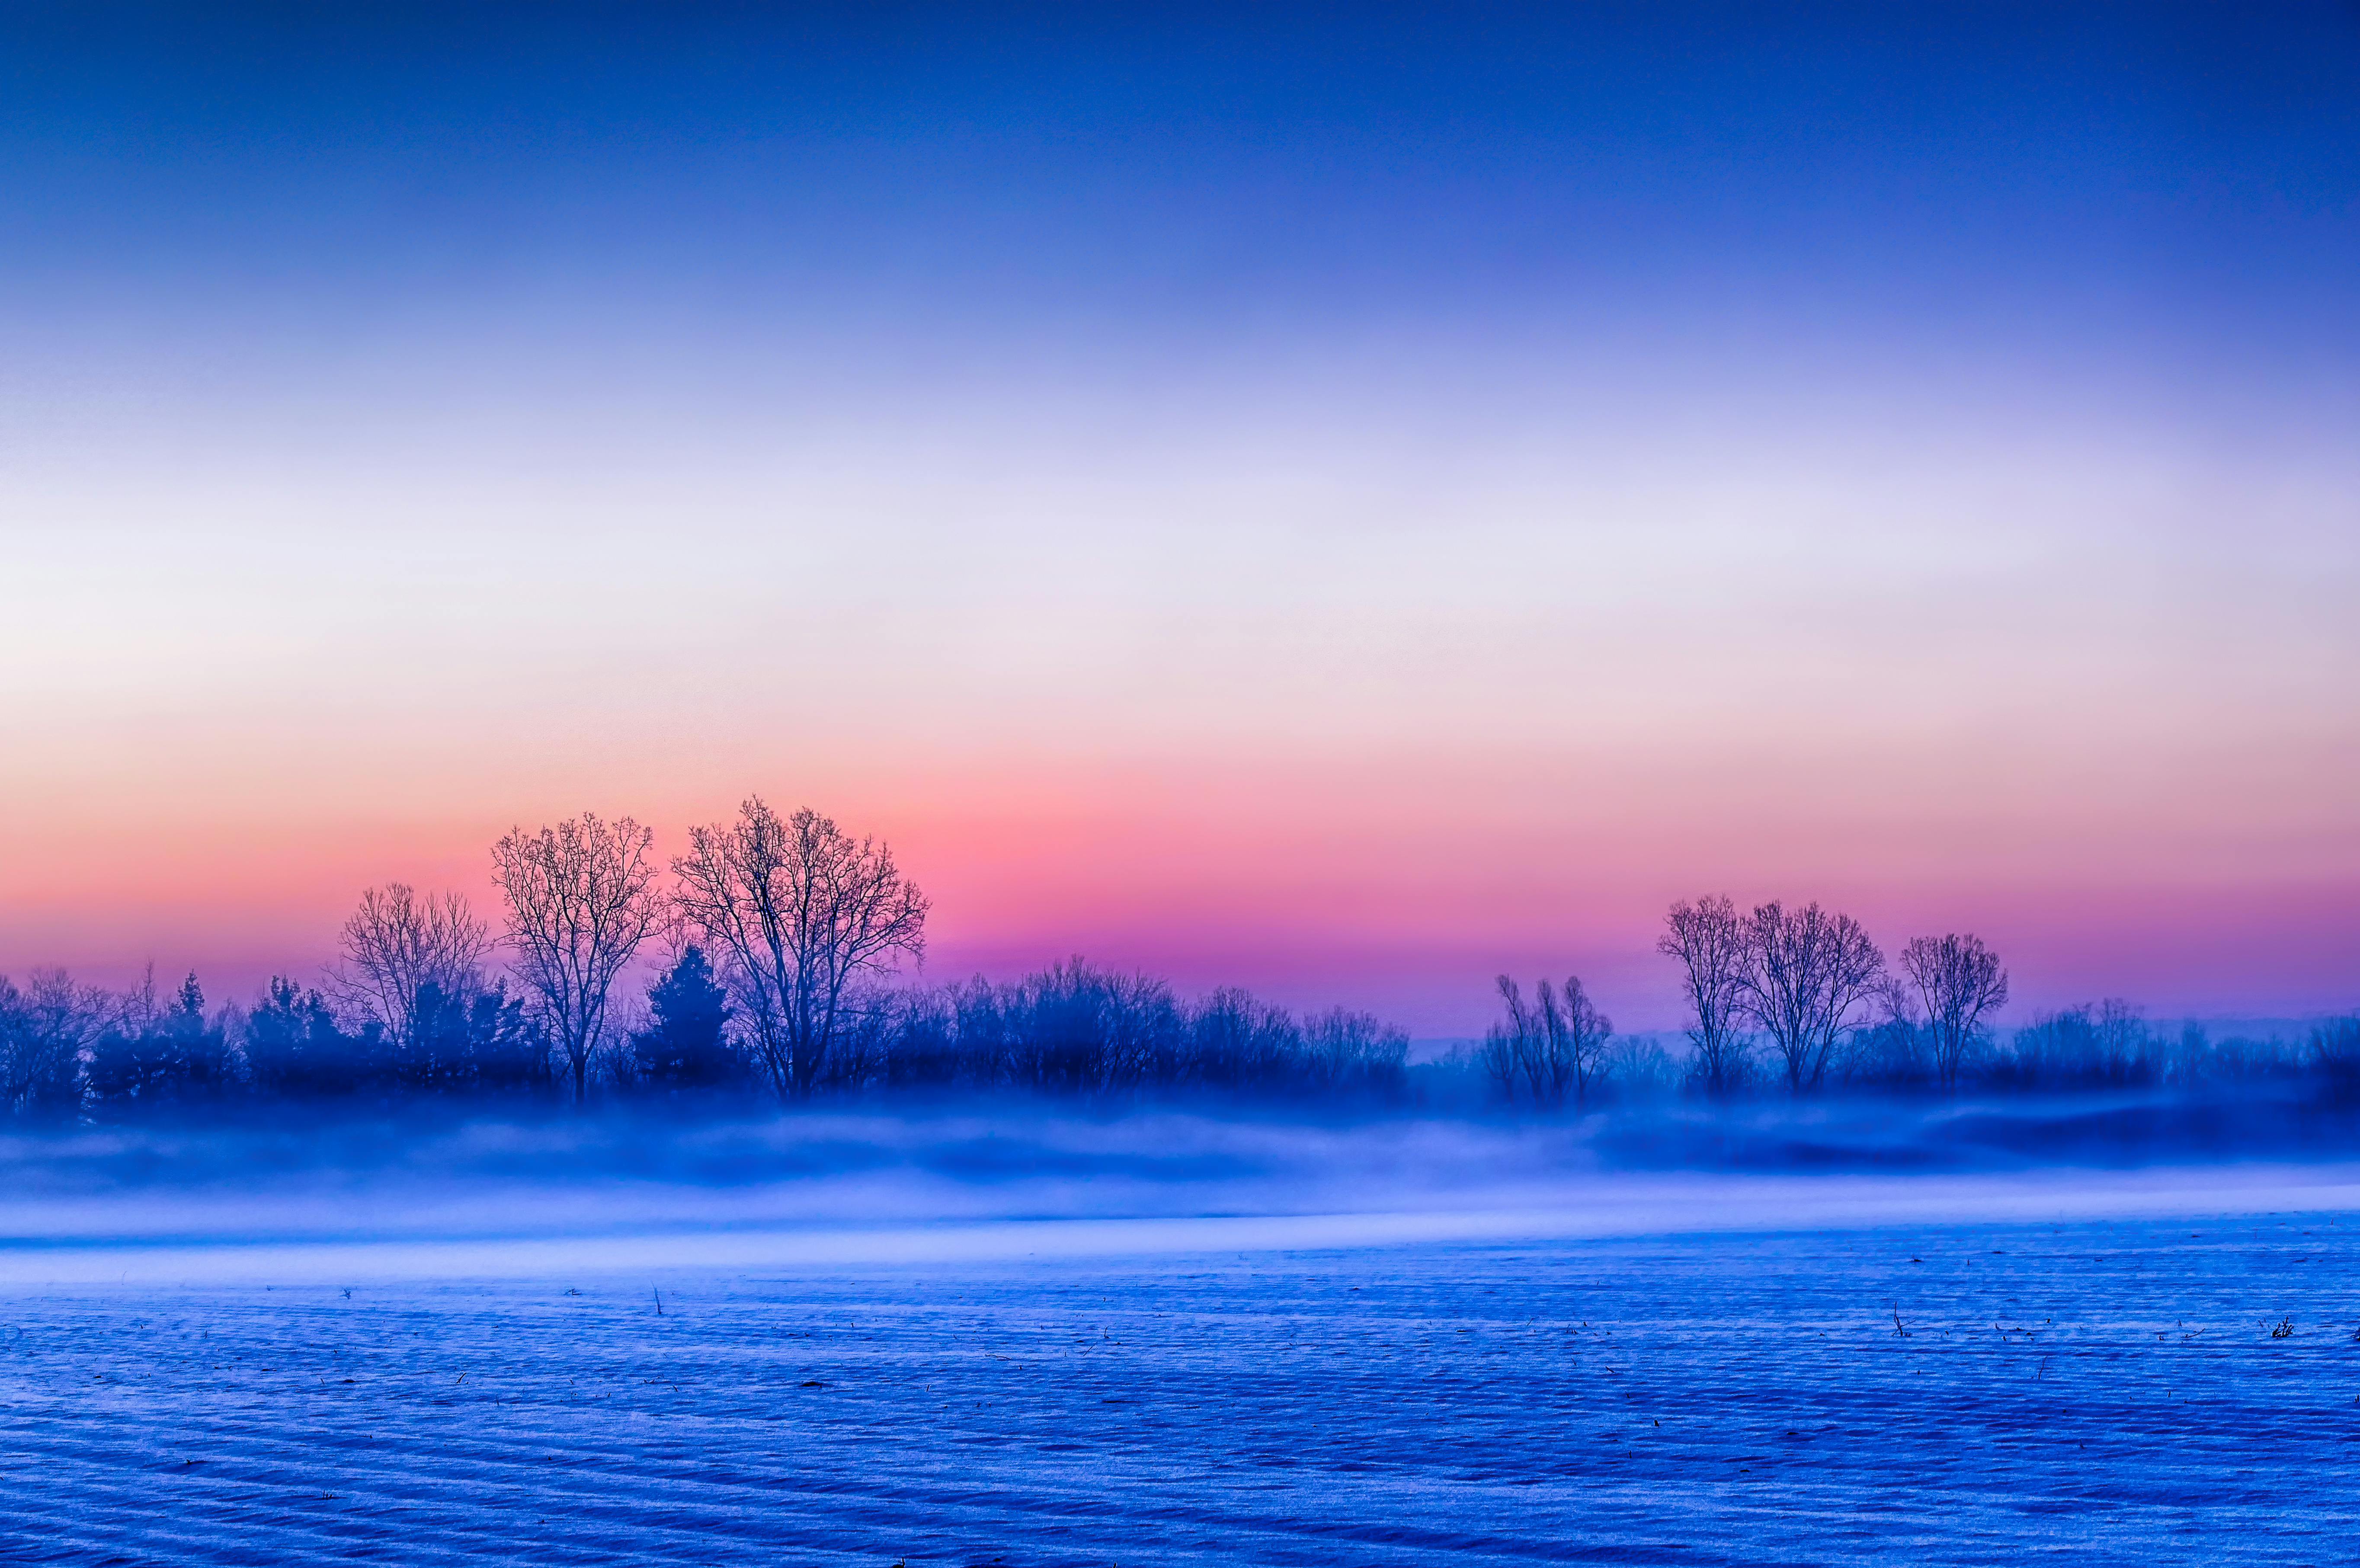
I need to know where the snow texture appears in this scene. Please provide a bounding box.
[3,1134,2357,1565]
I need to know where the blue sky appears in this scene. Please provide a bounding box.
[3,3,2355,1028]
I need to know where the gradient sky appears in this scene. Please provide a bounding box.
[3,3,2355,1032]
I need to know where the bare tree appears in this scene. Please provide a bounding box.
[1485,975,1546,1103]
[1740,900,1885,1093]
[1301,1008,1411,1096]
[493,813,663,1105]
[2310,1017,2360,1092]
[0,969,110,1118]
[1899,933,2008,1093]
[671,799,929,1100]
[1537,974,1614,1107]
[2093,997,2147,1082]
[1841,975,1925,1085]
[329,883,491,1048]
[1526,978,1569,1103]
[1658,896,1750,1095]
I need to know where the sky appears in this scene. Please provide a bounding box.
[2,3,2355,1033]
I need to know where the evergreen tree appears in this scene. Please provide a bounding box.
[398,981,548,1095]
[87,972,228,1109]
[633,947,738,1091]
[244,976,376,1096]
[160,973,232,1098]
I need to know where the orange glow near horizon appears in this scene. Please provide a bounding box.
[4,732,2351,1032]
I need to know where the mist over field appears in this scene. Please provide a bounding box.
[4,1096,2357,1283]
[9,1106,2360,1565]
[9,973,2357,1563]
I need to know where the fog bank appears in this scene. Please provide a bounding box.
[5,1097,2359,1286]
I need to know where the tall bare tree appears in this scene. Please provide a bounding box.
[1899,933,2008,1093]
[1658,895,1750,1094]
[493,813,663,1105]
[671,799,929,1100]
[1740,900,1885,1093]
[1537,974,1614,1107]
[1481,976,1531,1103]
[329,884,491,1048]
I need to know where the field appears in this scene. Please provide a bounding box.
[1,1120,2356,1565]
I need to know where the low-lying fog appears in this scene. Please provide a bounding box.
[6,1098,2357,1285]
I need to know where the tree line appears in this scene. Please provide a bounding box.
[2,805,2350,1120]
[1483,893,2356,1105]
[0,800,1408,1118]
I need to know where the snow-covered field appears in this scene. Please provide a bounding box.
[2,1116,2356,1564]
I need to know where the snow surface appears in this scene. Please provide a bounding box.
[2,1117,2357,1563]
